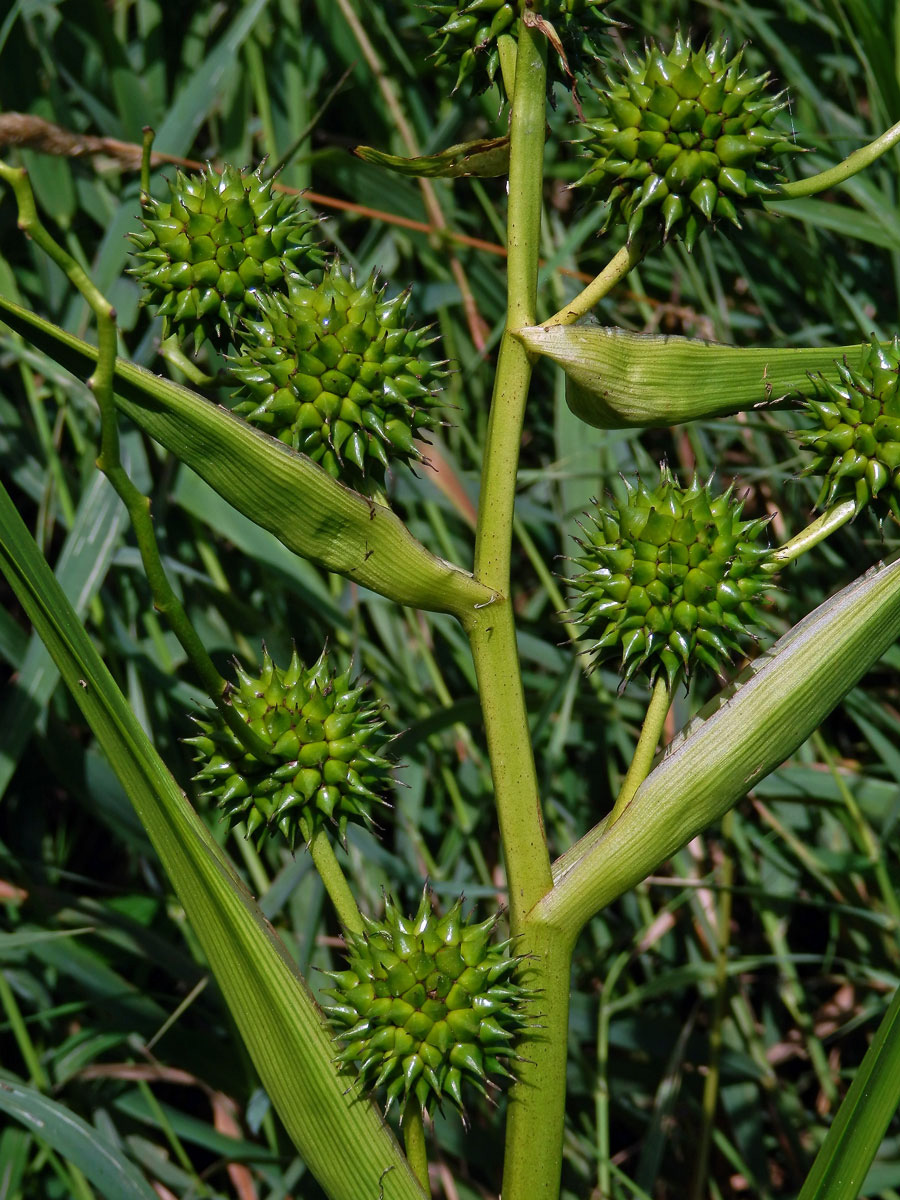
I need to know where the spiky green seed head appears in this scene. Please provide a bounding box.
[571,468,774,688]
[129,163,322,351]
[186,648,391,850]
[796,337,900,520]
[323,890,535,1120]
[575,31,800,250]
[426,0,613,95]
[229,263,446,491]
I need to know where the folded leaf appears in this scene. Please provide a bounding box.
[543,553,900,932]
[354,135,510,178]
[0,479,425,1200]
[0,296,491,618]
[516,324,868,429]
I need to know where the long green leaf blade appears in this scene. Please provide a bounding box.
[0,296,491,618]
[0,1076,160,1200]
[798,983,900,1200]
[0,467,126,798]
[0,478,425,1200]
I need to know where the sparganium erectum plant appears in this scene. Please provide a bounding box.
[3,4,900,1200]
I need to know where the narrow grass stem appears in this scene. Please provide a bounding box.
[596,951,630,1198]
[402,1101,430,1197]
[765,500,857,570]
[541,235,653,329]
[0,159,273,765]
[777,117,900,199]
[140,125,153,196]
[0,970,49,1089]
[689,810,735,1200]
[609,677,671,825]
[334,0,485,347]
[812,730,900,933]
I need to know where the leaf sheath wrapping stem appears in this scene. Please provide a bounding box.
[538,554,900,934]
[516,324,870,429]
[0,296,491,618]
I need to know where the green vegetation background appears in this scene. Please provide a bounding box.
[1,0,900,1196]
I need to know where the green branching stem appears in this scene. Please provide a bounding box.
[501,917,576,1200]
[159,335,217,387]
[0,160,273,765]
[402,1102,430,1197]
[464,17,573,1200]
[302,820,363,936]
[765,499,857,570]
[608,677,671,824]
[470,14,552,928]
[541,234,653,328]
[776,117,900,199]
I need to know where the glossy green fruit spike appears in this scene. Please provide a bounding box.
[186,647,391,850]
[230,262,446,492]
[323,890,535,1120]
[576,30,800,249]
[426,0,613,94]
[571,467,775,688]
[796,336,900,520]
[129,163,322,351]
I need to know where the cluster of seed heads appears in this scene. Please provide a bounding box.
[797,337,900,521]
[425,0,612,94]
[130,164,444,491]
[323,890,534,1120]
[129,163,323,352]
[577,31,799,249]
[187,648,392,850]
[230,263,446,486]
[571,468,775,688]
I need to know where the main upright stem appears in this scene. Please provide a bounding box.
[466,17,576,1200]
[470,17,552,928]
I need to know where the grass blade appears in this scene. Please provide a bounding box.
[0,1076,160,1200]
[798,983,900,1200]
[0,477,425,1200]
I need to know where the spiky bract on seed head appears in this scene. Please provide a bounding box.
[426,0,613,95]
[571,468,774,688]
[576,31,799,250]
[187,648,391,850]
[229,263,446,492]
[323,890,535,1120]
[796,336,900,520]
[129,163,322,351]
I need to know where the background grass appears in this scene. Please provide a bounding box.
[1,0,900,1197]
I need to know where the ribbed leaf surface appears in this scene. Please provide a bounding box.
[0,296,490,617]
[544,554,900,931]
[517,324,868,429]
[0,479,425,1200]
